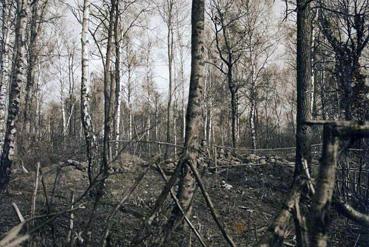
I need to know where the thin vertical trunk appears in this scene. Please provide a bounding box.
[295,0,313,179]
[294,0,313,245]
[228,69,237,149]
[173,104,177,156]
[250,100,257,152]
[0,0,28,191]
[0,0,12,151]
[81,0,99,184]
[61,99,67,136]
[102,0,116,174]
[127,65,132,140]
[165,8,174,158]
[155,97,159,142]
[113,1,121,156]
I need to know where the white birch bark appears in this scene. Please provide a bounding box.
[0,0,28,190]
[81,0,99,183]
[0,0,12,153]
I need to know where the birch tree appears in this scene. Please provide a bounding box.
[165,0,206,236]
[81,0,99,184]
[0,0,28,191]
[0,0,13,152]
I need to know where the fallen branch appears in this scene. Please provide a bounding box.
[187,160,236,247]
[257,180,304,247]
[101,164,151,246]
[31,163,40,223]
[130,158,183,245]
[0,223,29,247]
[335,200,369,227]
[12,203,25,223]
[156,163,208,247]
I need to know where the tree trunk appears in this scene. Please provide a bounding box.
[308,125,338,247]
[295,0,313,180]
[250,99,257,152]
[294,0,313,245]
[165,11,174,159]
[228,69,237,149]
[165,0,205,234]
[0,0,28,191]
[113,1,121,156]
[127,65,132,140]
[102,0,116,174]
[24,0,43,129]
[81,0,99,184]
[0,0,12,152]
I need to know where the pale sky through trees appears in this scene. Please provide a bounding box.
[43,0,286,104]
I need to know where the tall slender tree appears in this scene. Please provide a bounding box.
[81,0,99,184]
[165,0,205,236]
[0,0,12,152]
[0,0,28,191]
[295,0,313,181]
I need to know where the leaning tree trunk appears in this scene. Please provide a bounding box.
[0,0,28,191]
[164,0,206,236]
[0,0,12,153]
[81,0,99,184]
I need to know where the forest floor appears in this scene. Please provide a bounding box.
[0,153,361,246]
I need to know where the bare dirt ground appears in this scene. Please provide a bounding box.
[0,153,360,246]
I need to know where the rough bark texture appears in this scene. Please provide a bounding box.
[23,0,45,128]
[113,2,121,156]
[0,0,11,152]
[295,0,313,179]
[259,1,313,245]
[258,180,304,247]
[335,201,369,228]
[81,0,99,184]
[309,125,338,247]
[165,0,206,235]
[0,0,28,191]
[102,0,116,175]
[294,2,313,246]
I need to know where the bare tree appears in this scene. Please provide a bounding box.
[318,0,369,120]
[23,0,48,131]
[80,0,99,184]
[163,0,206,239]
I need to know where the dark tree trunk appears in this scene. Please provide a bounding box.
[295,0,313,180]
[102,0,116,175]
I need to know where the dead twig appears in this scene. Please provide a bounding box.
[31,163,41,223]
[11,203,25,223]
[67,191,75,244]
[187,160,236,247]
[0,223,29,247]
[156,163,208,247]
[101,163,151,246]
